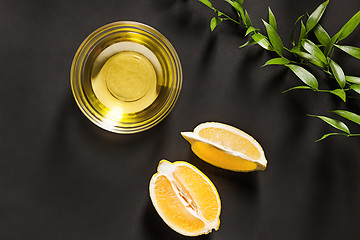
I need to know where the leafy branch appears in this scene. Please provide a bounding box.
[197,0,360,141]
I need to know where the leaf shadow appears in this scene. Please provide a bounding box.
[155,0,206,33]
[198,34,218,71]
[233,47,268,100]
[257,66,289,100]
[304,138,360,238]
[305,141,336,236]
[237,47,264,77]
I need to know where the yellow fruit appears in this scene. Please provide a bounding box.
[181,122,267,172]
[149,160,221,236]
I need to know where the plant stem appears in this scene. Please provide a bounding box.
[349,133,360,137]
[221,13,241,24]
[315,89,331,93]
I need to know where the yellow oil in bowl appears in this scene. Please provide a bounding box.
[71,21,182,134]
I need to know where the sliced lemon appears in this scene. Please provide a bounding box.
[149,160,221,236]
[181,122,267,172]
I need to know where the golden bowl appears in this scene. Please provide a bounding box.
[71,21,182,134]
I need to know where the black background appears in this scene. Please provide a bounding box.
[1,0,360,239]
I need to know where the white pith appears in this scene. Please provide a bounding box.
[149,160,220,236]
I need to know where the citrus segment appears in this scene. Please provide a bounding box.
[149,160,221,236]
[181,122,267,172]
[173,165,220,223]
[152,175,206,233]
[198,127,261,160]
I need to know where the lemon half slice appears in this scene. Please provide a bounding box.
[181,122,267,172]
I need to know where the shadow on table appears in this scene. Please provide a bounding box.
[143,201,212,240]
[141,152,258,240]
[187,151,258,193]
[153,0,188,9]
[303,136,360,238]
[198,34,218,71]
[32,94,169,238]
[53,94,167,145]
[42,94,169,175]
[153,0,208,34]
[185,153,259,239]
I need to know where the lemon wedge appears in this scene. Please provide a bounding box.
[149,160,221,236]
[181,122,267,172]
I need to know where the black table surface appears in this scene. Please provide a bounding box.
[1,0,360,239]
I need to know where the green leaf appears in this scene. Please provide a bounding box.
[252,33,274,51]
[329,58,346,88]
[224,0,241,12]
[315,132,348,142]
[346,76,360,84]
[324,33,340,56]
[210,17,222,31]
[332,110,360,126]
[245,10,252,27]
[216,10,224,17]
[313,24,331,46]
[337,10,360,42]
[268,7,277,31]
[245,26,259,36]
[306,0,329,32]
[282,86,313,93]
[235,0,244,5]
[286,64,319,89]
[335,44,360,60]
[294,51,327,68]
[198,0,213,8]
[239,39,256,48]
[299,20,307,42]
[262,20,283,56]
[262,57,290,67]
[290,45,301,53]
[301,39,328,65]
[330,89,346,102]
[290,15,304,46]
[350,84,360,94]
[225,0,246,24]
[308,114,350,134]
